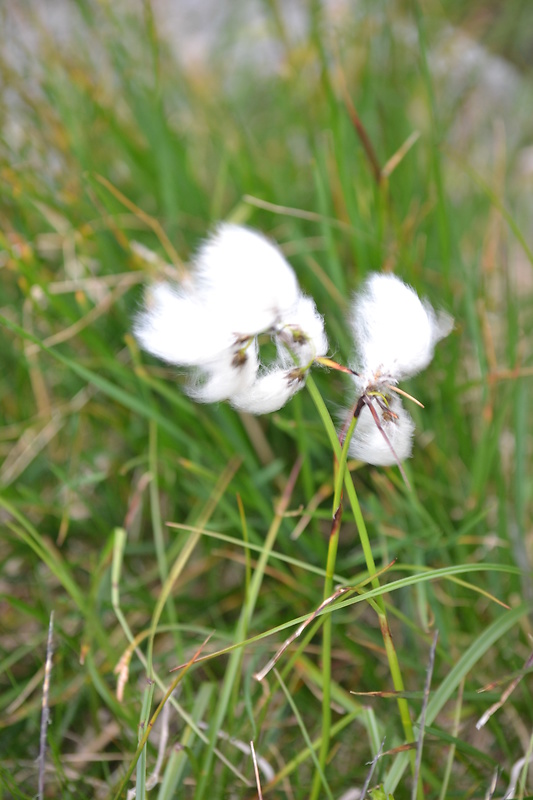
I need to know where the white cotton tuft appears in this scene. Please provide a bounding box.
[133,282,234,366]
[133,223,328,415]
[187,342,259,404]
[426,303,455,343]
[134,224,305,369]
[229,368,304,415]
[350,273,453,386]
[194,224,301,336]
[348,395,415,466]
[275,294,328,367]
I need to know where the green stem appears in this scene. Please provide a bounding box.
[311,403,356,800]
[310,508,341,800]
[148,420,181,670]
[306,376,419,794]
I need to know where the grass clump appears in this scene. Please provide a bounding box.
[1,2,533,798]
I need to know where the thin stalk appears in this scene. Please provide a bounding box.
[38,612,54,800]
[306,376,419,792]
[310,412,357,800]
[438,679,464,800]
[136,680,155,800]
[148,420,180,663]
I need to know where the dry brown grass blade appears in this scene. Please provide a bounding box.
[335,61,382,185]
[242,194,354,231]
[25,279,139,357]
[94,173,184,272]
[476,647,533,730]
[254,585,353,682]
[315,357,356,375]
[386,384,425,408]
[253,560,396,683]
[381,131,421,178]
[38,611,54,800]
[123,471,152,533]
[250,740,264,800]
[0,385,95,487]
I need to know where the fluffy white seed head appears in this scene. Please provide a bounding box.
[194,223,301,337]
[134,223,328,414]
[187,341,259,404]
[350,273,453,388]
[229,368,304,414]
[134,225,307,365]
[348,395,415,466]
[134,282,235,366]
[276,294,328,367]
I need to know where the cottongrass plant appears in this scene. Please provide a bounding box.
[135,222,454,798]
[135,224,452,470]
[4,4,531,797]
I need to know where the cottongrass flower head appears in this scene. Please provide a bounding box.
[346,272,453,467]
[134,228,452,468]
[134,223,328,414]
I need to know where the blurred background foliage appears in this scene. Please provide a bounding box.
[1,1,532,798]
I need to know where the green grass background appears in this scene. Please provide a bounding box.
[1,1,533,798]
